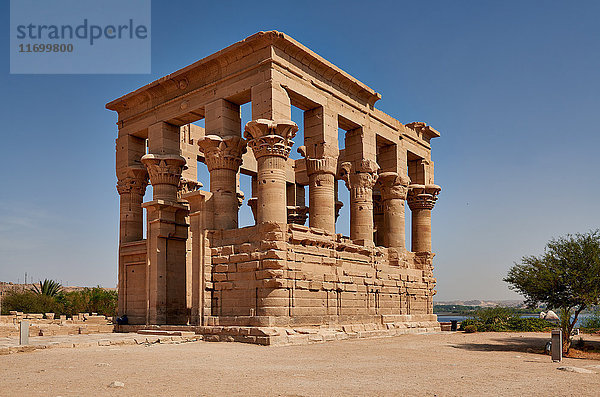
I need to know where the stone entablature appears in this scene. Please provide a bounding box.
[108,31,442,339]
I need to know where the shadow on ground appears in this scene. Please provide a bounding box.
[449,335,548,353]
[450,334,600,355]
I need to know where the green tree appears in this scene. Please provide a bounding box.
[504,230,600,353]
[31,279,63,297]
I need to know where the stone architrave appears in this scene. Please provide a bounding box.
[339,159,379,244]
[407,184,441,252]
[378,172,411,249]
[244,119,298,224]
[198,135,246,230]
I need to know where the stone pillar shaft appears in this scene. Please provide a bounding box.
[385,199,405,248]
[119,193,144,241]
[349,184,375,242]
[340,160,379,244]
[210,167,238,229]
[407,184,441,252]
[257,156,288,223]
[309,172,335,231]
[305,156,337,233]
[378,172,410,250]
[411,208,431,252]
[244,119,298,224]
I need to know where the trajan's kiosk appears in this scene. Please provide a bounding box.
[107,31,442,345]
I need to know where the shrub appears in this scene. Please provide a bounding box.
[1,287,117,317]
[464,324,477,333]
[507,317,553,332]
[458,307,553,332]
[459,318,477,330]
[0,291,60,314]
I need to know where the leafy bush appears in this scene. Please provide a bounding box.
[464,324,477,333]
[458,307,553,332]
[1,287,117,317]
[0,291,61,314]
[507,317,554,332]
[459,318,477,330]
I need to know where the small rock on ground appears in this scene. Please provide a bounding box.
[557,366,595,374]
[108,381,125,388]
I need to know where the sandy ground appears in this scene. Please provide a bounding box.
[2,332,600,396]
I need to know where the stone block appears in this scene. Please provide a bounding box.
[237,261,260,272]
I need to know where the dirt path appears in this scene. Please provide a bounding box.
[2,332,599,396]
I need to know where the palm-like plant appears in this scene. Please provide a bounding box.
[31,279,63,297]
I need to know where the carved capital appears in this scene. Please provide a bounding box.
[198,135,246,171]
[141,154,186,187]
[116,166,148,196]
[339,159,379,193]
[237,189,244,209]
[305,156,338,177]
[287,205,309,225]
[297,146,338,177]
[244,119,298,159]
[377,171,411,201]
[248,197,258,222]
[407,184,441,210]
[335,200,344,221]
[177,177,203,199]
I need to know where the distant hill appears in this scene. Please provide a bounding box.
[434,299,525,308]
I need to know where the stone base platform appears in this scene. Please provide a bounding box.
[116,317,441,346]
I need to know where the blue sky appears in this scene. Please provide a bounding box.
[1,0,599,300]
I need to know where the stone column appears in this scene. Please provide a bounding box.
[182,190,213,326]
[244,119,298,224]
[340,159,379,244]
[198,135,246,230]
[116,166,148,243]
[407,184,441,252]
[302,106,339,233]
[304,156,337,233]
[373,189,384,246]
[141,152,187,324]
[377,172,411,250]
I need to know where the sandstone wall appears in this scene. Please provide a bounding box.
[206,223,436,327]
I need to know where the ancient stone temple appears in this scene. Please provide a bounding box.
[107,31,442,344]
